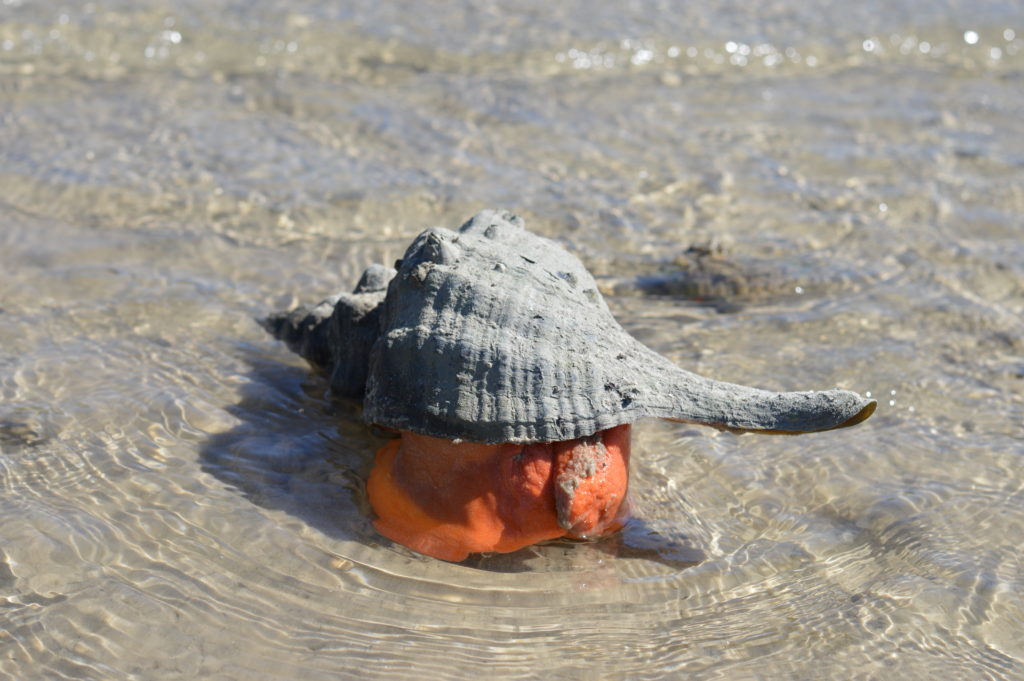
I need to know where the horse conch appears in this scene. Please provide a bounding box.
[263,209,875,561]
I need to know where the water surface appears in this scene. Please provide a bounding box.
[2,1,1023,679]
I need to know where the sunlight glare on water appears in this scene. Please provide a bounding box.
[1,0,1023,679]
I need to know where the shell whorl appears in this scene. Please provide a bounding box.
[364,210,622,442]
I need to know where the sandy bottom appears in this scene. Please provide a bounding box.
[1,1,1023,679]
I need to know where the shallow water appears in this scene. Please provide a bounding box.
[2,1,1023,679]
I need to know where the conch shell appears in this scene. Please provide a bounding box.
[262,209,875,561]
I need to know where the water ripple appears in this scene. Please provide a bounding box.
[2,0,1024,678]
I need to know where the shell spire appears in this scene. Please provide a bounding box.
[260,263,395,398]
[360,209,875,443]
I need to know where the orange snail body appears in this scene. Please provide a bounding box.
[368,425,631,562]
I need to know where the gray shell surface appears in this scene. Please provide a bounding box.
[356,209,875,443]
